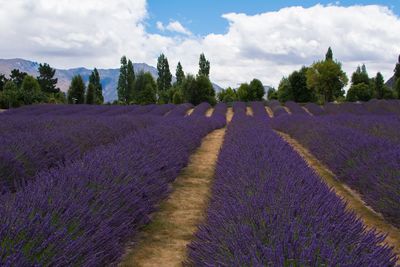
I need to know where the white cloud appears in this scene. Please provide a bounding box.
[0,1,399,89]
[156,20,191,35]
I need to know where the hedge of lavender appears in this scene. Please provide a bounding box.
[285,101,308,115]
[363,99,400,115]
[188,112,397,266]
[327,114,400,144]
[191,102,212,116]
[249,101,270,120]
[266,100,288,117]
[273,114,400,228]
[0,108,226,266]
[304,103,326,116]
[166,103,194,117]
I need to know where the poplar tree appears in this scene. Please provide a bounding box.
[198,53,210,77]
[117,56,129,103]
[157,54,172,103]
[176,62,185,86]
[88,68,103,104]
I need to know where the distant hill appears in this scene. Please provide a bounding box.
[385,75,396,89]
[0,58,223,102]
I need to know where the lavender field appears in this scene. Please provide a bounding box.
[0,101,399,266]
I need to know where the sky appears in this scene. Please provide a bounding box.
[0,0,400,88]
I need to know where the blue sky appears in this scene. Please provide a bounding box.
[147,0,399,36]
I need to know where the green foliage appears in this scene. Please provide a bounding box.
[267,88,278,100]
[325,47,333,61]
[127,60,135,102]
[157,54,172,102]
[236,79,265,102]
[0,74,7,91]
[198,53,210,77]
[346,83,373,102]
[10,69,27,88]
[67,75,85,104]
[182,74,215,105]
[89,68,103,104]
[134,72,157,104]
[249,79,265,100]
[0,81,22,108]
[175,62,185,86]
[217,87,237,103]
[85,84,95,104]
[374,72,385,99]
[172,88,184,104]
[351,65,370,86]
[396,79,400,99]
[277,78,293,102]
[307,56,348,103]
[21,75,46,105]
[37,63,59,94]
[394,55,400,80]
[117,56,129,103]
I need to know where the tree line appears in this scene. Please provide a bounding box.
[0,64,66,108]
[267,48,399,104]
[115,53,216,105]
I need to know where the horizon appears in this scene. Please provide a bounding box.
[0,1,400,88]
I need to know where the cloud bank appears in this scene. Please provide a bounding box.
[0,1,399,88]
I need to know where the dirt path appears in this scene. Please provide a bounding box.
[302,106,313,116]
[120,127,227,267]
[246,106,253,116]
[277,131,400,261]
[226,107,233,122]
[186,108,194,116]
[205,108,213,117]
[265,106,273,118]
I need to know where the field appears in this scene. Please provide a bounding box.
[0,100,399,266]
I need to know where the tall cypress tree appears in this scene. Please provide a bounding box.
[176,62,185,86]
[86,83,95,104]
[157,54,172,92]
[67,75,85,104]
[10,69,27,88]
[375,72,385,99]
[89,68,103,104]
[198,53,210,77]
[117,56,129,103]
[127,60,135,103]
[325,47,333,61]
[37,63,59,94]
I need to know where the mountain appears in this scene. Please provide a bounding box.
[0,58,223,102]
[385,75,396,89]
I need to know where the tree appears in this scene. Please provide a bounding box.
[134,71,157,104]
[351,65,370,86]
[67,75,85,104]
[346,83,373,102]
[237,83,250,102]
[198,53,210,77]
[394,55,400,81]
[396,79,400,99]
[0,74,8,91]
[88,68,103,104]
[307,57,348,103]
[277,77,293,102]
[10,69,27,88]
[217,87,237,103]
[86,83,95,104]
[117,56,129,103]
[325,47,333,61]
[37,63,59,94]
[375,72,385,99]
[181,74,215,105]
[267,88,278,100]
[0,81,22,108]
[157,54,172,103]
[126,60,135,102]
[288,67,315,102]
[175,62,185,86]
[249,79,265,100]
[21,75,45,105]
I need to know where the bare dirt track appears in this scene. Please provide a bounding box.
[277,131,400,262]
[120,127,227,267]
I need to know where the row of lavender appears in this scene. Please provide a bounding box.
[0,103,225,266]
[188,102,397,266]
[0,104,195,193]
[273,114,400,228]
